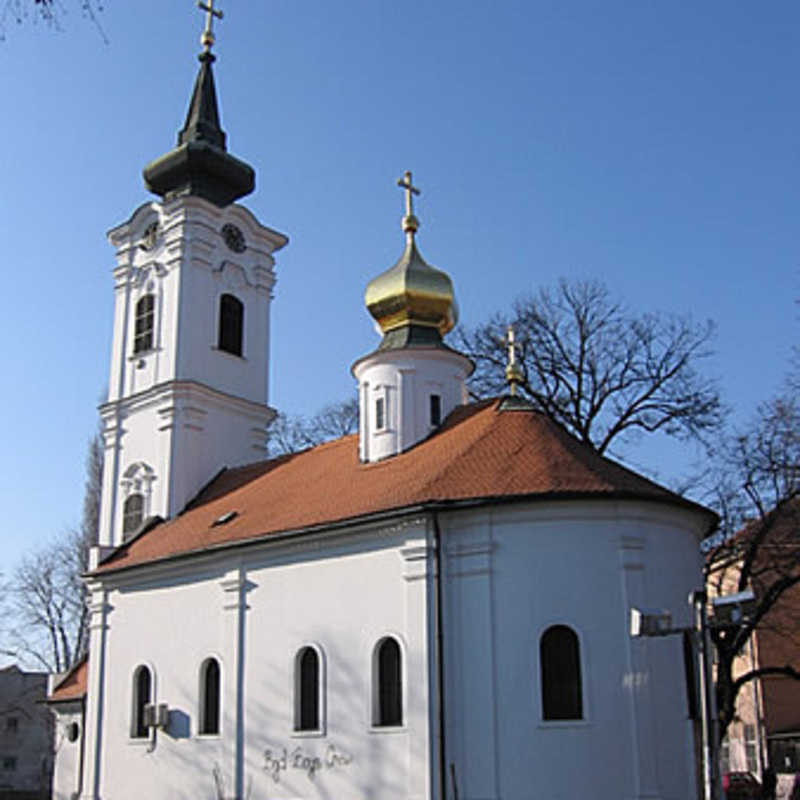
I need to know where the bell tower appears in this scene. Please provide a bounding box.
[98,5,288,547]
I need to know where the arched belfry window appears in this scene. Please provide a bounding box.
[133,294,155,354]
[540,625,583,721]
[294,647,320,732]
[122,494,144,539]
[218,294,244,357]
[199,658,221,735]
[373,637,402,727]
[131,665,152,738]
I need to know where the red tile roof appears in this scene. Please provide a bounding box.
[95,399,715,574]
[48,657,88,703]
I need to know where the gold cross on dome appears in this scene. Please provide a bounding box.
[505,325,524,396]
[506,325,517,365]
[198,0,224,53]
[397,171,421,218]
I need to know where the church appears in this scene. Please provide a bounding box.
[48,7,717,800]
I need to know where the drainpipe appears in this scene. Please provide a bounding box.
[432,512,447,800]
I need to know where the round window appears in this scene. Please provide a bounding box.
[66,721,80,742]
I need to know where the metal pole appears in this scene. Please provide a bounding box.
[702,597,722,800]
[692,591,712,800]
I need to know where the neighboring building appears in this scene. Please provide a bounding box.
[709,499,800,785]
[49,13,718,800]
[0,665,53,798]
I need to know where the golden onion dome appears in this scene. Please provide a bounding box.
[365,171,457,338]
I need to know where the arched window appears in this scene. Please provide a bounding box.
[374,637,402,727]
[122,494,144,539]
[218,294,244,356]
[131,665,152,738]
[199,658,221,735]
[540,625,583,721]
[133,294,155,354]
[294,647,320,732]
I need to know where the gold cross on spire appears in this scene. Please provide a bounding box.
[198,0,224,53]
[505,325,524,396]
[397,170,421,238]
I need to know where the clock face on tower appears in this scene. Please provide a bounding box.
[222,223,246,253]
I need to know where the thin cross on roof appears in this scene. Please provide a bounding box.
[397,170,421,236]
[198,0,224,53]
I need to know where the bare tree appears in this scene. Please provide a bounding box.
[455,278,721,455]
[3,430,103,673]
[1,0,107,41]
[705,378,800,741]
[269,398,358,457]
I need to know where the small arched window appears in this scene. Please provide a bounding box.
[122,494,144,539]
[131,665,152,738]
[218,294,244,357]
[540,625,583,721]
[133,294,155,354]
[199,658,221,735]
[430,394,442,426]
[374,637,402,727]
[295,647,320,732]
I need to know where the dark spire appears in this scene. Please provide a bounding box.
[143,51,255,208]
[178,52,226,150]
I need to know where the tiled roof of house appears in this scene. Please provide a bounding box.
[48,657,88,703]
[95,398,715,574]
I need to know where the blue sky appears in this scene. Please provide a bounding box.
[0,1,797,571]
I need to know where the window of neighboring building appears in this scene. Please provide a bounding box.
[133,294,155,354]
[122,494,144,539]
[2,757,16,771]
[745,724,758,773]
[295,647,320,732]
[540,625,583,721]
[430,394,442,427]
[720,736,731,776]
[375,397,386,431]
[5,718,17,734]
[373,637,402,727]
[199,658,221,735]
[131,665,152,739]
[218,294,244,357]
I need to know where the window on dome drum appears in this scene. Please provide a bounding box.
[133,294,155,354]
[540,625,583,721]
[199,658,221,735]
[218,294,244,356]
[122,494,144,539]
[131,665,152,738]
[374,637,402,727]
[430,394,442,426]
[375,397,385,431]
[295,647,320,732]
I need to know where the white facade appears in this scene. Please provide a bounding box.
[98,197,287,546]
[56,498,706,800]
[353,347,471,463]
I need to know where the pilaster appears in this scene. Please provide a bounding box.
[80,584,111,800]
[619,535,661,800]
[220,567,250,800]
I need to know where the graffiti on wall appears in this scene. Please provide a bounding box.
[263,743,353,782]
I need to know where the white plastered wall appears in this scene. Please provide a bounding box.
[353,347,471,463]
[51,702,85,800]
[439,499,706,800]
[85,520,433,800]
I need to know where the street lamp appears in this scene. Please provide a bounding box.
[630,588,757,800]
